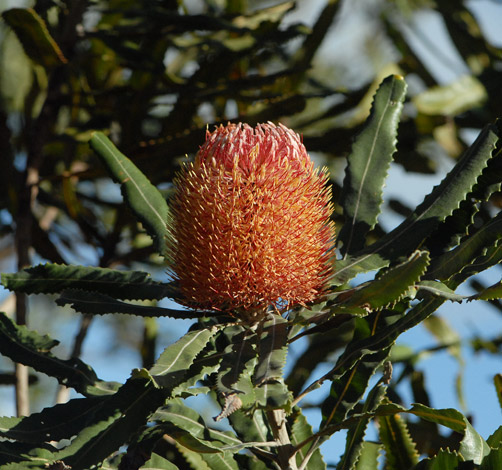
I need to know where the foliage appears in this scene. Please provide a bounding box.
[0,1,502,469]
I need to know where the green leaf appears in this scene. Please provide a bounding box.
[427,211,502,282]
[340,250,430,310]
[89,132,173,260]
[216,326,257,397]
[333,120,501,285]
[152,399,244,451]
[413,75,487,116]
[415,280,466,302]
[321,345,391,429]
[469,280,502,301]
[487,424,502,449]
[290,408,326,470]
[338,75,407,256]
[2,263,177,300]
[140,452,180,469]
[55,375,166,470]
[375,403,490,464]
[0,397,104,444]
[255,316,288,385]
[226,409,272,446]
[415,448,461,470]
[150,326,218,391]
[299,296,445,400]
[376,411,419,470]
[57,289,204,319]
[480,448,502,470]
[495,375,502,412]
[0,441,57,467]
[337,378,388,470]
[353,441,381,470]
[0,312,118,397]
[1,8,67,68]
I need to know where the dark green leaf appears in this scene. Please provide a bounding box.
[0,441,57,467]
[415,280,466,302]
[321,346,391,429]
[2,263,177,300]
[469,280,502,301]
[90,132,174,260]
[255,316,288,385]
[376,411,419,470]
[480,448,502,470]
[339,75,407,256]
[216,326,257,398]
[289,408,326,470]
[414,448,461,470]
[340,250,429,310]
[55,375,166,470]
[0,312,118,397]
[2,8,67,68]
[333,121,501,285]
[140,452,180,469]
[57,289,204,319]
[337,379,388,470]
[487,424,502,449]
[427,211,502,282]
[0,397,104,444]
[150,326,218,391]
[152,399,244,451]
[353,441,381,470]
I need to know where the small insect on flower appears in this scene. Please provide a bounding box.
[170,122,335,321]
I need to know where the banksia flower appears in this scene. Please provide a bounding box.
[170,122,335,320]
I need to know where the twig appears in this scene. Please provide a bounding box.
[266,409,298,470]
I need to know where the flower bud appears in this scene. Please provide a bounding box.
[171,122,335,319]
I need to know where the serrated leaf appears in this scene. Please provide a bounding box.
[57,289,203,319]
[337,379,388,470]
[480,447,502,470]
[300,296,445,400]
[140,452,179,469]
[0,312,118,397]
[341,250,430,310]
[487,424,502,449]
[416,448,461,470]
[427,211,502,282]
[415,280,466,302]
[90,132,173,260]
[354,441,381,470]
[0,397,104,444]
[1,263,177,300]
[152,399,243,451]
[2,8,67,68]
[254,380,292,411]
[55,375,166,470]
[150,327,217,390]
[290,408,326,470]
[226,409,272,445]
[255,315,288,385]
[0,441,57,468]
[469,280,502,301]
[321,346,391,429]
[376,411,419,470]
[375,403,490,464]
[216,326,257,397]
[333,120,501,285]
[339,74,407,256]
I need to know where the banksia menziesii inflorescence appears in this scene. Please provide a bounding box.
[171,122,335,320]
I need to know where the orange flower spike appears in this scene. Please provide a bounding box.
[171,122,336,320]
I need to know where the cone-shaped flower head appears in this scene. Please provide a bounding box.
[171,122,335,319]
